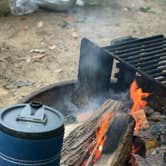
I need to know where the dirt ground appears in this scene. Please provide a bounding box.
[0,0,166,108]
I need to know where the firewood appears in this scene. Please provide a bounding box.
[60,99,124,166]
[85,111,115,166]
[94,114,135,166]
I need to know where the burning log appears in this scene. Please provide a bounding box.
[61,99,135,166]
[94,113,135,166]
[60,99,122,166]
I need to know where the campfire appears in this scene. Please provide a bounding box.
[61,78,151,166]
[60,36,165,166]
[20,35,165,166]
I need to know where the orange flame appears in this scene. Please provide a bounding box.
[130,80,150,134]
[93,111,114,163]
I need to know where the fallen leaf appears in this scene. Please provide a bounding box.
[123,7,129,12]
[67,15,74,22]
[139,6,151,13]
[37,21,44,28]
[69,28,79,39]
[72,31,79,39]
[68,43,73,48]
[55,69,63,73]
[32,54,45,60]
[23,25,29,31]
[0,87,9,95]
[26,57,31,63]
[48,44,56,50]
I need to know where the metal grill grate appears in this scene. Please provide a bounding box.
[104,34,166,89]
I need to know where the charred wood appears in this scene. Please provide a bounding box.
[60,99,124,166]
[94,114,135,166]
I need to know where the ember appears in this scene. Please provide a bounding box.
[132,136,146,157]
[130,80,150,134]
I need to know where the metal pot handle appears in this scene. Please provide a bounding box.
[16,102,47,124]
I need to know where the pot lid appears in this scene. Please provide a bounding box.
[0,102,64,139]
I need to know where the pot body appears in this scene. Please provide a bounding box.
[0,131,64,166]
[0,103,64,166]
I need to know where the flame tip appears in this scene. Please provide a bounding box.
[130,80,150,134]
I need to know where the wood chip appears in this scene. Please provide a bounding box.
[55,69,63,73]
[48,44,56,50]
[0,87,9,95]
[32,54,45,60]
[72,31,79,39]
[23,25,29,31]
[37,21,44,28]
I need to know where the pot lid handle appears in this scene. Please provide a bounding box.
[16,102,47,124]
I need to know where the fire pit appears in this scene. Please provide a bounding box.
[20,35,166,166]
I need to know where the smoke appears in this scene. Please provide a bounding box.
[64,93,106,123]
[63,87,130,125]
[63,36,131,125]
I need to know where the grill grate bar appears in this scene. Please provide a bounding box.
[161,81,166,85]
[146,66,166,74]
[106,35,164,51]
[135,59,166,68]
[141,61,166,71]
[128,54,166,65]
[155,77,166,82]
[117,46,166,60]
[152,72,166,78]
[104,35,166,88]
[109,40,166,55]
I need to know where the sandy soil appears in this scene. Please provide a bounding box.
[0,0,166,108]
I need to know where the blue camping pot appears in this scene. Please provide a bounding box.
[0,102,64,166]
